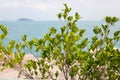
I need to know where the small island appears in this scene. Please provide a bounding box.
[17,18,33,21]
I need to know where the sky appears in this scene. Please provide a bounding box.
[0,0,120,21]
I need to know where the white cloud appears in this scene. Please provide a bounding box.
[0,0,53,11]
[67,0,120,20]
[0,0,120,20]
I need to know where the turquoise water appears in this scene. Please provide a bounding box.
[0,21,120,49]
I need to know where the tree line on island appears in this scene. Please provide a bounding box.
[18,18,33,21]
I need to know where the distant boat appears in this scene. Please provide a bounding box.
[18,18,33,21]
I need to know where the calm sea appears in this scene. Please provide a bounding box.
[0,21,120,50]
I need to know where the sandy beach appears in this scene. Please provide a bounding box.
[0,54,35,79]
[0,54,64,80]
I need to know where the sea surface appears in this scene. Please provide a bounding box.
[0,21,120,54]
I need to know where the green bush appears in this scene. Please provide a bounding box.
[0,4,120,80]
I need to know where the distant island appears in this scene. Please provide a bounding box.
[17,18,33,21]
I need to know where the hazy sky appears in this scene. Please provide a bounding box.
[0,0,120,21]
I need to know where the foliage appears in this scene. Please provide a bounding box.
[0,4,120,80]
[0,24,33,79]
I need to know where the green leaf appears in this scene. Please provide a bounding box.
[20,52,25,59]
[14,53,19,62]
[105,16,112,23]
[29,40,33,45]
[93,26,101,34]
[114,31,120,37]
[78,38,89,49]
[49,27,57,34]
[55,71,59,77]
[61,26,66,34]
[22,35,27,42]
[57,13,62,19]
[0,24,8,39]
[0,24,8,35]
[63,14,67,19]
[67,16,73,21]
[112,17,119,23]
[79,29,85,36]
[15,43,20,52]
[75,12,80,19]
